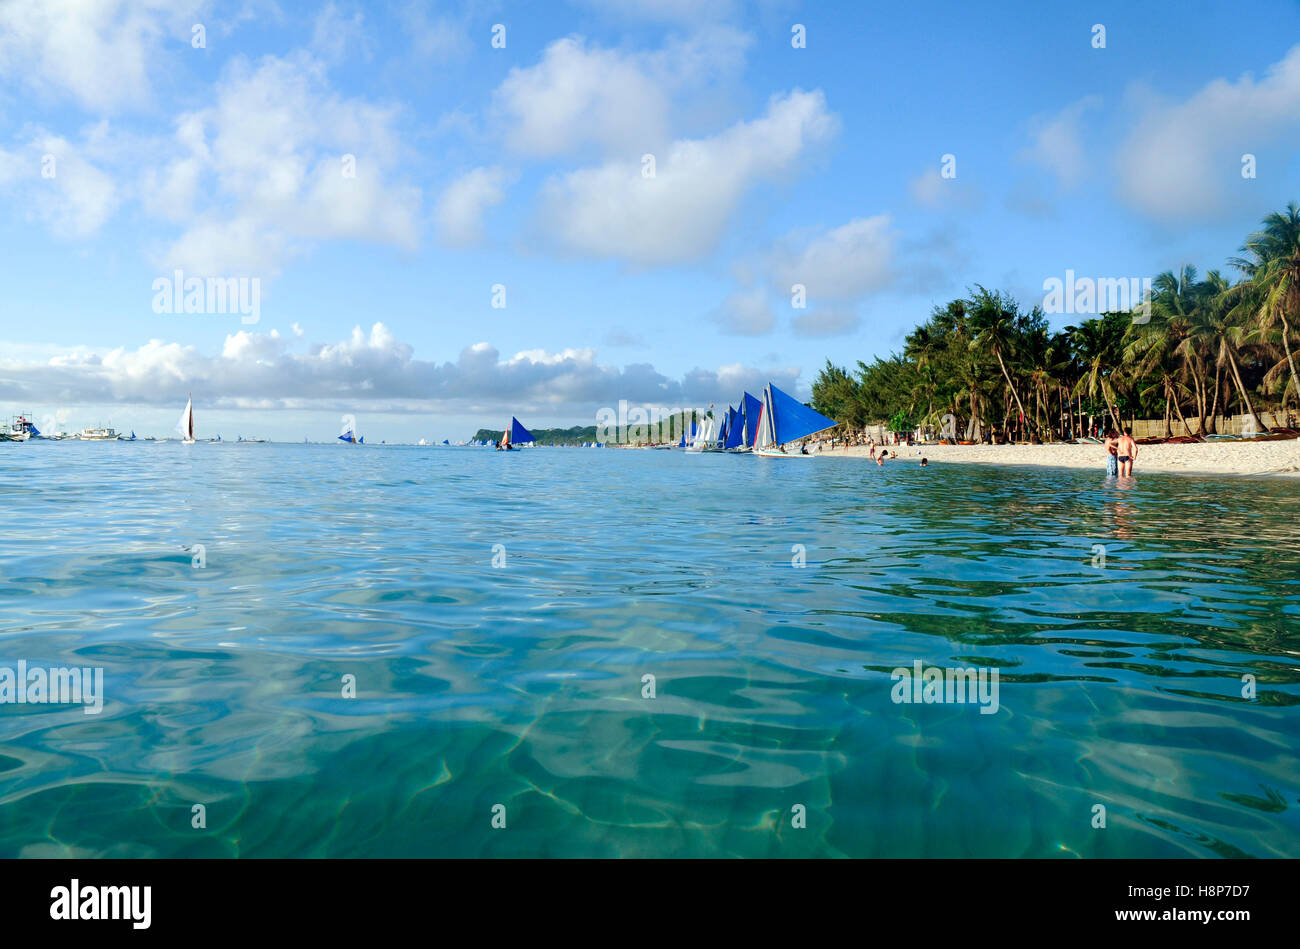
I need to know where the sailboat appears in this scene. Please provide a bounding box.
[177,396,196,445]
[686,407,717,453]
[684,418,707,452]
[704,412,728,451]
[752,383,838,457]
[338,420,363,444]
[499,417,534,450]
[711,406,738,451]
[736,392,762,453]
[724,405,745,451]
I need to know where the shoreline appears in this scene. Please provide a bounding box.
[818,439,1300,478]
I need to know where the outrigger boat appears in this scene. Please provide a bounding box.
[498,417,534,450]
[733,392,762,453]
[752,383,838,457]
[686,407,721,453]
[721,405,745,452]
[704,409,730,452]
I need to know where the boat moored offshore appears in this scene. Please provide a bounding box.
[752,383,838,457]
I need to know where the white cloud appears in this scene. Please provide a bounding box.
[574,0,740,23]
[0,0,204,112]
[493,30,750,158]
[710,214,925,337]
[0,133,119,238]
[400,0,471,61]
[769,216,896,301]
[160,216,291,277]
[1021,96,1101,188]
[0,324,806,415]
[909,166,982,211]
[434,166,515,247]
[537,89,838,265]
[494,37,672,157]
[147,53,422,276]
[791,307,861,337]
[713,287,776,336]
[1115,45,1300,220]
[310,2,373,64]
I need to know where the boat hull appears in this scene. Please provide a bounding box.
[755,448,816,458]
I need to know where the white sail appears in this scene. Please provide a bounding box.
[176,397,195,443]
[686,415,712,452]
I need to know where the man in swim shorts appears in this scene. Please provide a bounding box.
[1118,428,1137,477]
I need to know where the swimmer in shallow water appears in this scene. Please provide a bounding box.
[1118,427,1137,477]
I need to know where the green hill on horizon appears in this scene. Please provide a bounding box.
[471,425,599,445]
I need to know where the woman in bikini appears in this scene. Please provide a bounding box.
[1103,429,1119,478]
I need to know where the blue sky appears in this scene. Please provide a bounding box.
[3,0,1300,441]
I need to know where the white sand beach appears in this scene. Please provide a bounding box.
[821,439,1300,478]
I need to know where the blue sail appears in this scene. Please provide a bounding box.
[509,417,534,444]
[724,406,744,449]
[741,392,762,447]
[766,383,838,445]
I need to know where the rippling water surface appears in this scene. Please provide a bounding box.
[1,442,1298,857]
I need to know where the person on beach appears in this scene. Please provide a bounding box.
[1118,428,1137,477]
[1103,430,1119,478]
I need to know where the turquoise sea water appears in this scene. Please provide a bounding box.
[1,441,1297,858]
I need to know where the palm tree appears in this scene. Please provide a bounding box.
[1202,270,1270,433]
[1138,267,1204,436]
[1068,315,1125,433]
[1230,202,1300,412]
[929,299,987,440]
[1124,298,1195,437]
[968,286,1032,439]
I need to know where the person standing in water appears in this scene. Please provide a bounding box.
[1117,428,1137,477]
[1103,429,1119,478]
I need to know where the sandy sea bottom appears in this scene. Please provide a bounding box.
[0,442,1297,857]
